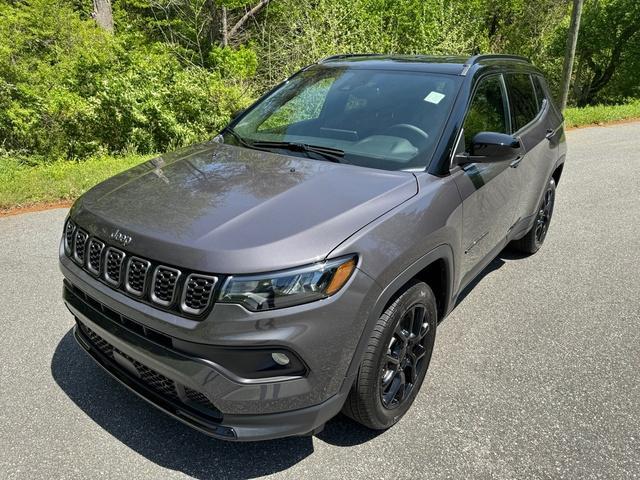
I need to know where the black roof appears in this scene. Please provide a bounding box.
[316,54,531,75]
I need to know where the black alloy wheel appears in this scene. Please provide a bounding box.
[535,185,555,244]
[511,177,556,254]
[380,304,431,409]
[342,281,437,430]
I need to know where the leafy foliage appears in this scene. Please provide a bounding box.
[0,0,251,161]
[571,0,640,105]
[0,0,638,163]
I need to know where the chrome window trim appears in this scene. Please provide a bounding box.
[103,247,126,287]
[86,238,105,276]
[180,274,218,315]
[150,266,182,307]
[125,256,151,297]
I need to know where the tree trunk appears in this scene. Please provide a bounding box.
[227,0,270,44]
[93,0,114,33]
[559,0,584,111]
[221,6,228,47]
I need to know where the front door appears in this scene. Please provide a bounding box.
[453,74,522,283]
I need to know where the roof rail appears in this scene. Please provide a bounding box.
[460,54,530,75]
[319,53,381,63]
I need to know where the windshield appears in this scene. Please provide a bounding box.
[224,66,461,171]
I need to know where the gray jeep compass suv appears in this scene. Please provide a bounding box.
[60,54,566,441]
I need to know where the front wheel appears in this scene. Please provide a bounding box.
[511,177,556,254]
[342,281,437,430]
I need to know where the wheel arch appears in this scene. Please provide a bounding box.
[343,244,455,382]
[552,161,564,186]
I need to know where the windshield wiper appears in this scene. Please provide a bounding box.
[251,141,344,163]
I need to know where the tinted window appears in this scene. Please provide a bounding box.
[463,75,508,151]
[532,75,547,110]
[505,73,538,131]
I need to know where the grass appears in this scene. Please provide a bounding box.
[2,100,640,211]
[564,100,640,128]
[0,154,153,211]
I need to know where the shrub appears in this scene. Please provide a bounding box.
[0,0,252,161]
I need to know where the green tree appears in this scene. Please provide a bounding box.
[572,0,640,105]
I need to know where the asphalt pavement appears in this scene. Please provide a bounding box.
[1,122,639,479]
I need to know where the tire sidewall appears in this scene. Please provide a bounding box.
[369,282,437,428]
[534,177,556,250]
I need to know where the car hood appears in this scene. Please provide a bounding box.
[71,142,418,273]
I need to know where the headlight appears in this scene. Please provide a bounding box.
[218,255,357,311]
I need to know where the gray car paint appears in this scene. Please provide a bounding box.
[60,55,566,441]
[71,142,417,274]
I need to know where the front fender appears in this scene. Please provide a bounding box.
[342,243,455,382]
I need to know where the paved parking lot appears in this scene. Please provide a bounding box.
[1,122,639,479]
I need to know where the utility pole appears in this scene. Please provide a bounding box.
[560,0,584,111]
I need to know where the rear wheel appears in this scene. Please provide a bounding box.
[511,177,556,254]
[343,281,437,430]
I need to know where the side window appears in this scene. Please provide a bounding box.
[532,75,547,110]
[505,73,538,131]
[463,75,508,151]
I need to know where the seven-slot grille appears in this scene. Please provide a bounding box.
[126,257,151,296]
[63,218,217,316]
[104,248,125,286]
[87,239,105,275]
[73,229,89,264]
[64,220,76,254]
[182,274,218,315]
[151,267,181,306]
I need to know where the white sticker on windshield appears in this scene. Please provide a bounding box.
[424,91,445,104]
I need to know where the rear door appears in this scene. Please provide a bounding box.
[453,74,522,282]
[504,73,559,225]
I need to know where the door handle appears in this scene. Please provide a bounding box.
[545,128,555,140]
[510,156,523,168]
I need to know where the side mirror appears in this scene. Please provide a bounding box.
[230,108,245,121]
[457,132,522,165]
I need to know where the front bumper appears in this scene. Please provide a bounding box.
[66,282,350,440]
[60,253,381,441]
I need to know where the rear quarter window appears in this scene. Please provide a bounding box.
[505,73,538,131]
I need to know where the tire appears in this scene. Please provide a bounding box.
[343,280,437,430]
[511,177,556,254]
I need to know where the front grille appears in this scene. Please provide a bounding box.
[151,266,181,306]
[77,320,221,419]
[135,360,179,400]
[73,229,89,265]
[64,219,76,254]
[82,323,114,357]
[126,257,150,296]
[182,274,218,315]
[104,248,125,286]
[184,387,217,410]
[80,322,178,399]
[87,239,105,275]
[63,221,221,318]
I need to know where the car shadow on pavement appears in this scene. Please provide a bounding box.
[51,329,379,479]
[452,247,529,310]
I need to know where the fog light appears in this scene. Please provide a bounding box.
[271,352,290,366]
